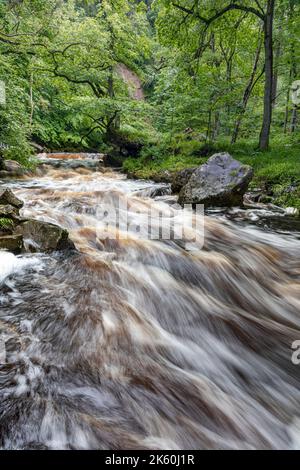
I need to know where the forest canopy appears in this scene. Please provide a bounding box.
[0,0,299,163]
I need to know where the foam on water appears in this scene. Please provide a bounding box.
[0,251,43,284]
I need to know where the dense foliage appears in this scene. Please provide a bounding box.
[0,0,299,201]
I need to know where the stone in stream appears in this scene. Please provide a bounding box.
[0,204,21,220]
[151,170,173,184]
[147,185,172,198]
[0,159,26,179]
[15,219,75,253]
[0,188,24,209]
[171,167,197,193]
[0,234,23,253]
[38,159,103,171]
[0,187,75,253]
[178,153,253,207]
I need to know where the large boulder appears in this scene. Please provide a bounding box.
[0,188,24,209]
[0,160,25,178]
[140,184,172,198]
[0,234,23,253]
[0,204,20,220]
[0,188,75,254]
[15,219,75,253]
[171,167,197,193]
[178,153,253,207]
[151,170,173,184]
[103,153,124,168]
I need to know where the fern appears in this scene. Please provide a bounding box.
[0,218,14,230]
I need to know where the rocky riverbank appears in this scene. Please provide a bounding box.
[0,151,299,256]
[125,152,299,218]
[123,145,300,215]
[0,188,75,254]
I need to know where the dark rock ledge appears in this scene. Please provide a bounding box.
[0,188,75,254]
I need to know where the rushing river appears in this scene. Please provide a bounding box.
[0,158,300,450]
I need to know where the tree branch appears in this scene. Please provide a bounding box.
[254,0,265,16]
[172,2,265,24]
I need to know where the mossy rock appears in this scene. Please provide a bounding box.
[178,153,253,207]
[0,204,21,219]
[15,219,75,253]
[0,234,23,253]
[0,188,23,209]
[0,217,15,234]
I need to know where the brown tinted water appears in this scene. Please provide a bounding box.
[0,161,299,449]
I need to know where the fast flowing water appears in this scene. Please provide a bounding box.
[0,160,300,450]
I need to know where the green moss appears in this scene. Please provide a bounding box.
[0,217,14,229]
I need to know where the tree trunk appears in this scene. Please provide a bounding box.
[284,69,292,133]
[106,66,120,139]
[29,72,34,131]
[231,33,262,144]
[206,108,212,142]
[272,24,282,108]
[259,0,275,150]
[211,110,220,142]
[284,1,297,133]
[288,4,297,133]
[290,106,298,133]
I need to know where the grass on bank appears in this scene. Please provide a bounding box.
[0,217,14,230]
[123,139,300,210]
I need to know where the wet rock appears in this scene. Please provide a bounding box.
[40,152,105,161]
[0,188,24,209]
[15,219,75,253]
[0,234,23,253]
[178,153,253,207]
[103,153,124,168]
[171,167,197,193]
[38,159,102,171]
[68,160,101,170]
[256,215,300,232]
[258,194,273,204]
[0,188,75,254]
[0,204,21,220]
[147,185,172,198]
[151,170,173,184]
[2,160,24,175]
[31,141,45,153]
[243,192,261,205]
[0,160,25,178]
[0,170,11,179]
